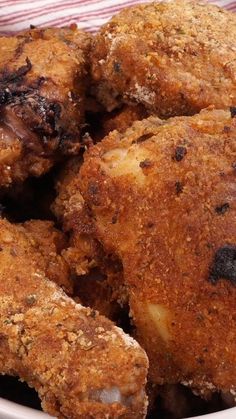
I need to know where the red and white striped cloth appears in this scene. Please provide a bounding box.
[0,0,235,34]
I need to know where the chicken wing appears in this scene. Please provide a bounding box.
[0,217,148,418]
[91,0,236,117]
[0,27,91,186]
[79,108,236,397]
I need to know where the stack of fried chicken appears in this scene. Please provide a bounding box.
[0,1,235,418]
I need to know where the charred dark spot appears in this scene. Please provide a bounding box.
[90,310,96,318]
[147,222,154,228]
[209,245,236,285]
[0,60,39,108]
[113,62,121,73]
[11,95,63,139]
[232,162,236,170]
[58,133,70,148]
[51,103,61,119]
[10,248,17,257]
[0,58,32,85]
[175,181,184,195]
[13,57,32,79]
[58,132,79,151]
[139,159,152,169]
[112,215,117,224]
[111,209,119,224]
[0,88,28,106]
[0,89,10,105]
[132,132,153,144]
[223,125,231,134]
[215,203,230,215]
[30,24,36,29]
[230,107,236,118]
[44,102,62,132]
[15,40,30,60]
[173,146,187,162]
[196,313,204,321]
[88,182,99,196]
[25,76,45,91]
[70,91,80,102]
[81,132,93,147]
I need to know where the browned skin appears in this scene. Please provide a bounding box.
[4,219,72,294]
[0,27,91,186]
[53,157,128,318]
[0,218,148,418]
[79,108,236,397]
[91,0,236,117]
[21,219,72,294]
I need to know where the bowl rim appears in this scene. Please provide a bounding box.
[0,397,235,419]
[0,398,53,419]
[187,406,236,419]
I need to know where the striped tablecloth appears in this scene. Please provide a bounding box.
[0,0,235,34]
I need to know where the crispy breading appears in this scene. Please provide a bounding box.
[52,157,85,233]
[79,108,236,397]
[22,219,72,294]
[53,157,128,318]
[91,0,236,117]
[0,27,91,186]
[0,218,148,418]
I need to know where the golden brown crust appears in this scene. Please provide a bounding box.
[0,27,91,186]
[53,157,128,318]
[21,219,72,294]
[91,0,236,117]
[52,157,85,232]
[79,108,236,396]
[0,218,148,418]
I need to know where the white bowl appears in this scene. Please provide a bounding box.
[0,398,53,419]
[192,409,236,419]
[0,397,235,419]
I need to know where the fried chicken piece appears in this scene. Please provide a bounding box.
[79,108,236,397]
[52,157,84,231]
[52,158,95,277]
[91,0,236,117]
[22,219,72,294]
[0,27,91,187]
[0,217,148,418]
[4,219,72,293]
[53,157,128,318]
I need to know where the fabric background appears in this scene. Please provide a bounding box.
[0,0,235,34]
